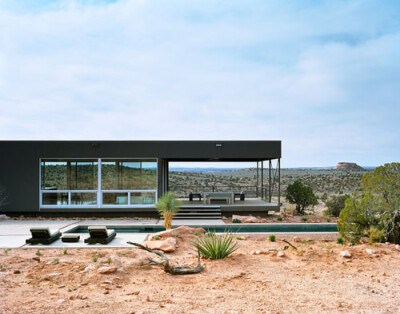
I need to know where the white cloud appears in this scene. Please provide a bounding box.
[0,0,399,167]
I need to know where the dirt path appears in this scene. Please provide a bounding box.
[1,234,399,313]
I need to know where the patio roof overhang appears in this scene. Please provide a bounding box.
[159,140,281,162]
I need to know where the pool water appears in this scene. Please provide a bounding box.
[65,223,338,234]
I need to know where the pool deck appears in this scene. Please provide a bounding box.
[0,219,338,248]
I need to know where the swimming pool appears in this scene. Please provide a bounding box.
[65,223,338,234]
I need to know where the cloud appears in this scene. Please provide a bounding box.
[0,0,399,167]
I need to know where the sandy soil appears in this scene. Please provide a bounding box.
[1,234,399,314]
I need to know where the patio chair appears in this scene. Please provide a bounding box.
[26,227,61,245]
[84,226,116,244]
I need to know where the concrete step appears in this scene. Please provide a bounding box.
[175,205,222,220]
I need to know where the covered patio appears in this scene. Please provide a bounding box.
[160,141,282,216]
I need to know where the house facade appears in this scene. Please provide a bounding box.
[0,140,281,215]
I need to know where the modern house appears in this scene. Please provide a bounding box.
[0,140,281,217]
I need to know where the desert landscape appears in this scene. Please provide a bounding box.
[1,231,400,314]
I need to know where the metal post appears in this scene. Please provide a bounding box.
[269,160,272,203]
[261,161,263,199]
[278,158,281,209]
[256,161,259,198]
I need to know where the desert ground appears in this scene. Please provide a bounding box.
[1,233,399,314]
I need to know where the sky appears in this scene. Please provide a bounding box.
[0,0,399,168]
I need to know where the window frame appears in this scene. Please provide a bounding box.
[39,158,158,209]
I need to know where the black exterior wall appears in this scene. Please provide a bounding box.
[0,140,281,214]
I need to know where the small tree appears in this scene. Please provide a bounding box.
[285,181,317,215]
[338,162,400,244]
[156,192,181,230]
[325,194,350,217]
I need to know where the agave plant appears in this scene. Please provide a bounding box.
[156,192,181,230]
[193,231,238,260]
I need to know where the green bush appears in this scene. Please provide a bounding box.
[232,218,242,223]
[277,216,283,222]
[269,235,276,242]
[194,231,238,260]
[336,237,343,245]
[301,217,308,222]
[325,195,350,217]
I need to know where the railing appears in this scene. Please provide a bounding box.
[169,184,271,200]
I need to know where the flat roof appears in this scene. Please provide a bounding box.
[0,140,281,161]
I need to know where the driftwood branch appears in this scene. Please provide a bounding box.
[127,241,204,275]
[282,239,298,250]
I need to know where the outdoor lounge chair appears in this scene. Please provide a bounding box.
[84,226,116,244]
[26,227,61,245]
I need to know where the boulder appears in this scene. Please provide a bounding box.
[395,244,400,251]
[143,238,177,252]
[232,215,264,223]
[149,226,205,240]
[340,251,352,258]
[366,248,377,255]
[293,236,300,242]
[98,266,118,274]
[277,251,285,258]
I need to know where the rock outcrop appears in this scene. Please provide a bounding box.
[334,162,365,171]
[142,238,177,252]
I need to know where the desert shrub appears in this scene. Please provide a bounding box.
[286,181,317,215]
[156,192,181,230]
[301,217,308,222]
[325,195,350,217]
[338,163,400,244]
[277,216,283,222]
[321,193,328,202]
[194,231,238,260]
[367,226,385,244]
[336,237,343,245]
[62,248,68,255]
[269,235,276,242]
[232,218,242,223]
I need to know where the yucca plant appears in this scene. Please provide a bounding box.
[156,192,181,230]
[193,231,238,260]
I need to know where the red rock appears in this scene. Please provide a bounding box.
[143,238,177,252]
[232,215,263,223]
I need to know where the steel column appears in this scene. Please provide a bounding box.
[256,161,259,198]
[261,161,264,199]
[269,160,272,203]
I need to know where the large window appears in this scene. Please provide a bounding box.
[40,159,157,207]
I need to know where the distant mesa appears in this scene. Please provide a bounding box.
[334,162,365,171]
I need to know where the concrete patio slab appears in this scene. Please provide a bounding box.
[158,219,226,226]
[0,220,79,236]
[0,235,28,248]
